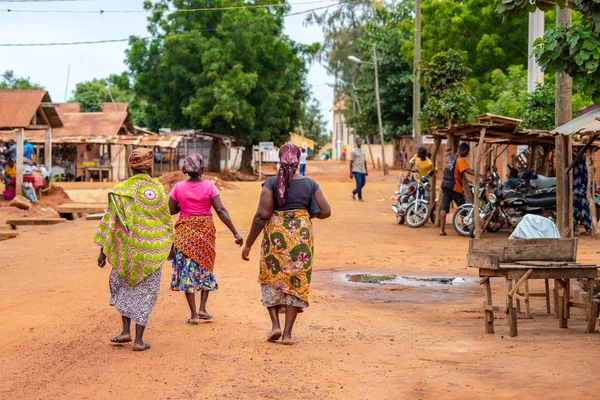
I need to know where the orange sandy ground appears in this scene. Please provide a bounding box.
[1,162,600,399]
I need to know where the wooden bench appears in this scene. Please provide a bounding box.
[467,238,598,337]
[7,218,66,230]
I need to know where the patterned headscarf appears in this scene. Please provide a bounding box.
[129,148,154,172]
[276,144,301,207]
[182,153,204,175]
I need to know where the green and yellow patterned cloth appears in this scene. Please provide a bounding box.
[258,209,314,304]
[94,174,173,287]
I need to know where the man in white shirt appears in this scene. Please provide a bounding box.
[350,138,368,201]
[299,148,308,176]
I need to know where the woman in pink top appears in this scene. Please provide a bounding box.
[169,153,243,324]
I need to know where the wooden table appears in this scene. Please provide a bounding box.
[468,238,598,337]
[479,262,598,337]
[84,166,112,182]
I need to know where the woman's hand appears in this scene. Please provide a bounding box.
[242,245,251,261]
[98,251,107,268]
[234,232,244,247]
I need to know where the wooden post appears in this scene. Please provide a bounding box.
[506,278,518,337]
[473,128,487,239]
[35,144,40,163]
[555,6,573,239]
[412,0,422,153]
[586,149,598,238]
[45,128,52,171]
[558,279,568,328]
[545,279,551,314]
[586,278,597,333]
[502,145,509,182]
[158,147,163,176]
[484,279,495,334]
[15,128,25,196]
[170,148,174,172]
[429,137,441,222]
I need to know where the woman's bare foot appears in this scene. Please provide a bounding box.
[281,334,295,345]
[266,328,282,342]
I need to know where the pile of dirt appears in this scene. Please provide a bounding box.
[158,171,238,193]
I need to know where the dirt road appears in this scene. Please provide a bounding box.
[1,162,600,399]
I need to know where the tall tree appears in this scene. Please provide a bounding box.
[421,49,476,129]
[0,70,44,90]
[346,7,413,141]
[127,0,314,172]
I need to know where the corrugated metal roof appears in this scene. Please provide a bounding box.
[551,109,600,136]
[0,90,62,129]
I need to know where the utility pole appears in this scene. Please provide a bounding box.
[555,6,573,238]
[373,44,388,175]
[412,0,422,154]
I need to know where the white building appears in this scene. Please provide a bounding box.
[331,98,356,160]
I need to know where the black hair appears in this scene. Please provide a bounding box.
[458,143,469,155]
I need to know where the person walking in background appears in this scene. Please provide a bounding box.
[350,138,368,202]
[573,155,593,236]
[439,143,474,236]
[299,148,308,176]
[169,153,243,324]
[94,148,173,352]
[399,147,406,170]
[341,149,347,164]
[242,144,331,345]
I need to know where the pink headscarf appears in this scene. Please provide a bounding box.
[182,153,204,175]
[276,144,301,207]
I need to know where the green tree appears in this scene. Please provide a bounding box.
[421,49,476,129]
[485,65,528,118]
[345,7,414,142]
[74,91,102,112]
[496,1,600,101]
[297,98,328,152]
[127,0,313,172]
[522,82,556,130]
[0,70,44,90]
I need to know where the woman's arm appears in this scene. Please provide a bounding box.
[314,189,331,219]
[211,195,243,246]
[168,197,180,215]
[242,186,274,260]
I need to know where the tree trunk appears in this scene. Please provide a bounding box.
[207,138,222,173]
[240,143,255,173]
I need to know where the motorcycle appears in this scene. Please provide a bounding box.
[453,186,557,237]
[392,170,437,228]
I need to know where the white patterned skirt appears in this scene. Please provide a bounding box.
[109,267,162,326]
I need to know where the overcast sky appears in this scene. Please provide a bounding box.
[0,0,335,131]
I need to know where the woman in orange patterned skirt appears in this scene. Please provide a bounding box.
[169,153,243,324]
[242,144,331,345]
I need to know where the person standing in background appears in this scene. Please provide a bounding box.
[439,143,474,236]
[573,155,593,236]
[350,138,368,202]
[23,139,34,161]
[299,148,308,176]
[341,149,347,164]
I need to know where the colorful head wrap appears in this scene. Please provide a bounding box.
[276,144,301,207]
[182,153,204,175]
[129,148,154,172]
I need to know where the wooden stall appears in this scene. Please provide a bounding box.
[467,238,598,337]
[0,90,62,195]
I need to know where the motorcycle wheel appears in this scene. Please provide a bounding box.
[406,202,429,228]
[452,204,474,237]
[396,213,405,225]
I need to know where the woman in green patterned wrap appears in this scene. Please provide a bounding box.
[95,148,173,352]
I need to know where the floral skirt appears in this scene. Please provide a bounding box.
[110,267,162,326]
[258,209,314,306]
[170,248,218,293]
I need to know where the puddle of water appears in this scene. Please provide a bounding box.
[345,273,466,287]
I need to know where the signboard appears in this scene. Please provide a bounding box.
[259,141,274,151]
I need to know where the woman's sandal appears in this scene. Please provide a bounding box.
[198,313,212,320]
[133,343,151,352]
[186,318,200,325]
[266,329,282,342]
[110,335,132,344]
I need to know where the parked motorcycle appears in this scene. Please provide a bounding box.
[392,170,437,228]
[453,186,557,237]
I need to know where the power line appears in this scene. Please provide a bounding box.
[1,0,337,13]
[0,2,343,46]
